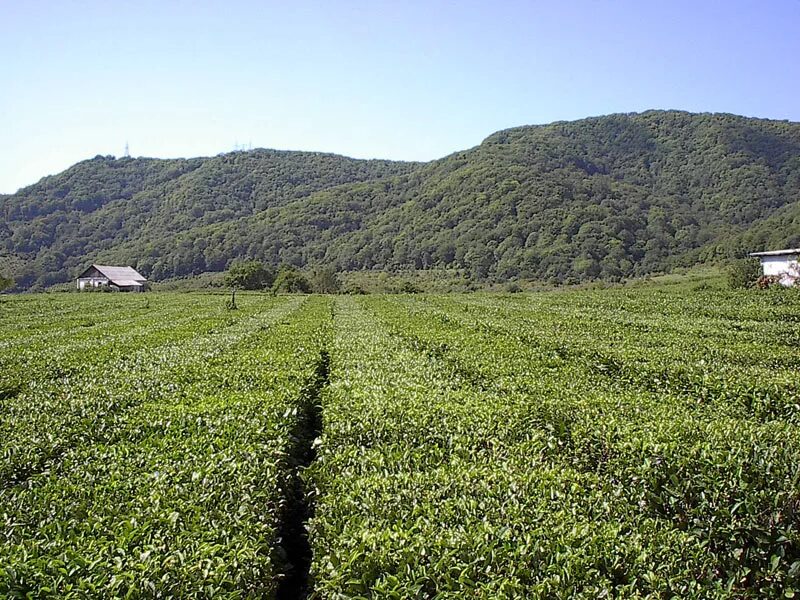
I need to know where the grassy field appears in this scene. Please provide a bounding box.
[0,287,798,598]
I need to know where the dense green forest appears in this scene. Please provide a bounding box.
[2,110,799,289]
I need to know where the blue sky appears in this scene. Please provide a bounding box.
[1,0,799,193]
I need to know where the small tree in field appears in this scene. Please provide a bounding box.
[271,267,311,294]
[0,272,13,292]
[225,287,238,310]
[224,261,275,291]
[310,267,341,294]
[727,258,760,289]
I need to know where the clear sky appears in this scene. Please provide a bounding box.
[1,0,799,193]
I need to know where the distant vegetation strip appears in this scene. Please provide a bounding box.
[2,110,800,289]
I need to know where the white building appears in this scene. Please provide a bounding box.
[748,248,800,287]
[76,264,148,292]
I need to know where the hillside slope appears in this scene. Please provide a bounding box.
[1,151,418,286]
[2,110,799,288]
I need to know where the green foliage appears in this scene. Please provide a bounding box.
[341,282,367,295]
[0,293,333,596]
[223,259,274,290]
[271,266,311,294]
[1,151,415,288]
[0,287,799,596]
[310,266,341,294]
[397,280,421,293]
[339,268,473,294]
[308,290,800,598]
[3,111,800,289]
[150,271,226,291]
[0,272,13,292]
[728,258,762,289]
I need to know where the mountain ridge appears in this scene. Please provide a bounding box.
[2,110,799,288]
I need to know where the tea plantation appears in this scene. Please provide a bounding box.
[0,288,798,598]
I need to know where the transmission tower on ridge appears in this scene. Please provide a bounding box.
[123,142,130,158]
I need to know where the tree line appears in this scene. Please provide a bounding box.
[225,261,342,294]
[2,110,800,289]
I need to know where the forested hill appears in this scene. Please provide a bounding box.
[2,110,800,288]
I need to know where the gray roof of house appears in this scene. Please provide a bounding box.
[111,279,146,287]
[748,248,800,257]
[78,264,147,284]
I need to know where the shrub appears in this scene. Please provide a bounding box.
[398,281,421,294]
[342,283,367,295]
[0,273,13,292]
[224,260,275,291]
[756,275,782,289]
[271,267,311,294]
[727,258,761,289]
[310,267,341,294]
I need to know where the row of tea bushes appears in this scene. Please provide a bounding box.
[309,297,730,598]
[355,293,800,597]
[441,291,800,422]
[0,296,303,484]
[0,296,332,597]
[0,293,270,395]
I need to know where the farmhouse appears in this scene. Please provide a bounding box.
[76,264,147,292]
[748,248,800,287]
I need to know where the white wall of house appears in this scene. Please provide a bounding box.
[759,255,799,286]
[77,277,110,290]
